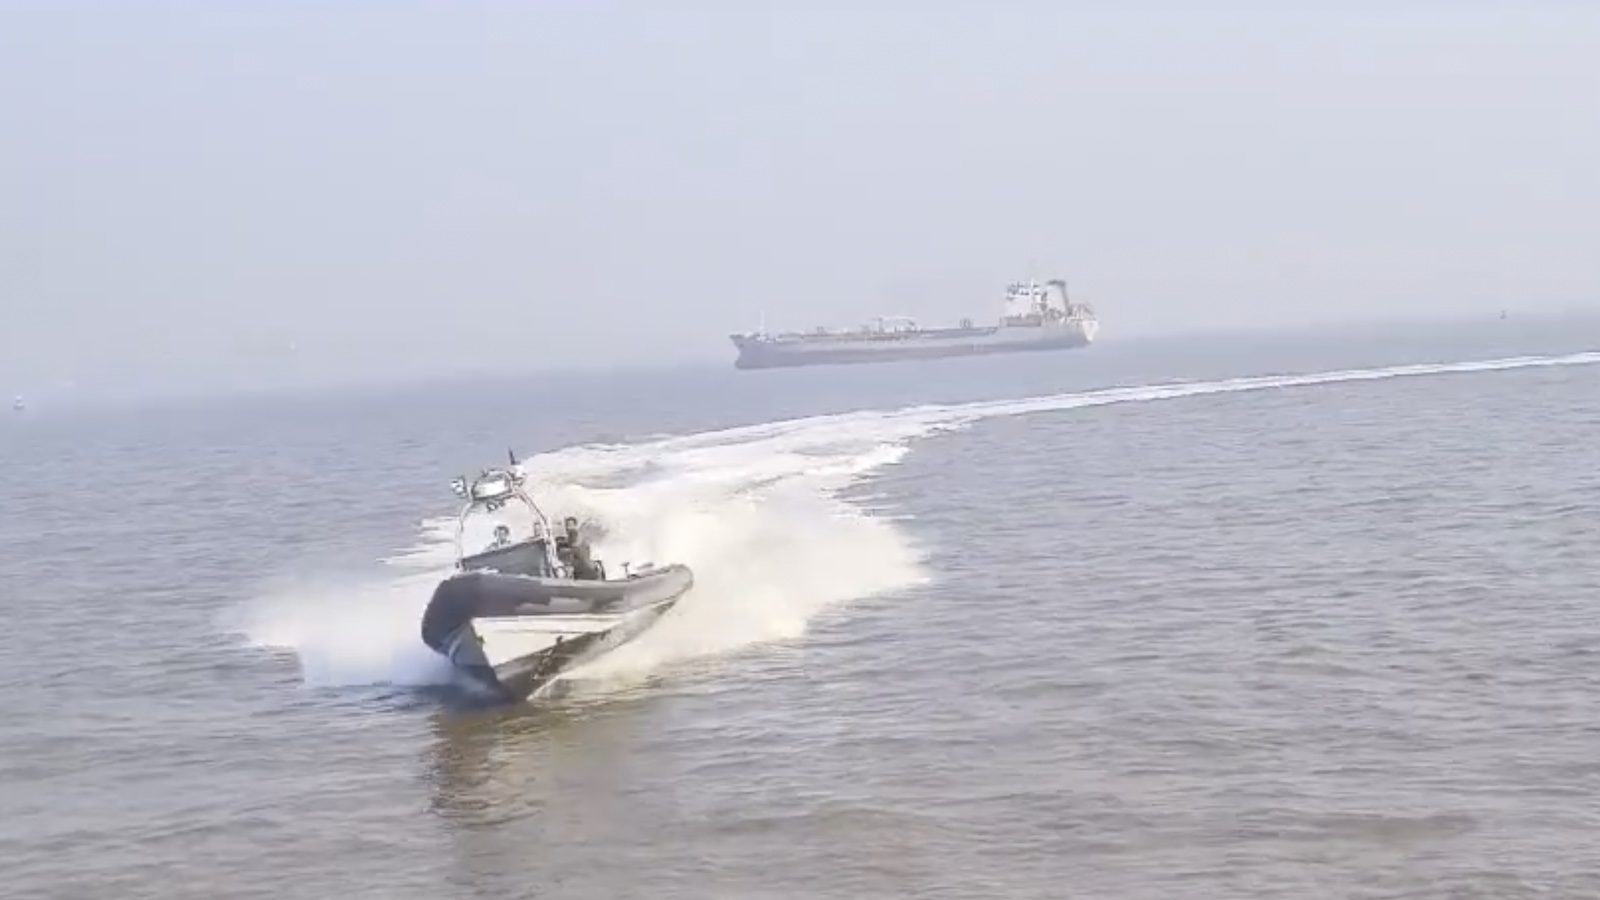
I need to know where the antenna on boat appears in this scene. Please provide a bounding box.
[507,447,519,467]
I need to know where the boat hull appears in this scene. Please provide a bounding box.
[421,566,693,700]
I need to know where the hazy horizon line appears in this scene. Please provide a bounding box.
[6,305,1598,419]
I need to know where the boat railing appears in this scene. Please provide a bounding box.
[450,468,558,569]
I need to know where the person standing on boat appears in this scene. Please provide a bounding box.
[558,517,599,579]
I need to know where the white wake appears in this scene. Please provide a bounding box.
[238,350,1600,692]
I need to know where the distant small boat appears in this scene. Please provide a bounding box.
[11,395,22,412]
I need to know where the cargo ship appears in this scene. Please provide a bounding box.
[730,278,1098,370]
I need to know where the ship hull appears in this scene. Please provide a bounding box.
[733,325,1092,370]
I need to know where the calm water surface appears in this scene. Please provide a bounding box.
[3,318,1600,899]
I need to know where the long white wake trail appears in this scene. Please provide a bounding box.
[240,350,1600,692]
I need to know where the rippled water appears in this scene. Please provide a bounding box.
[4,319,1600,898]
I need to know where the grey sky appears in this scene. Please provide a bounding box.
[2,2,1596,400]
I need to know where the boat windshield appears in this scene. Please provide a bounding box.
[459,505,546,558]
[461,538,553,576]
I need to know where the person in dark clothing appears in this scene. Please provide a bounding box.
[557,517,599,580]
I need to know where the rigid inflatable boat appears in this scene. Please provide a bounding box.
[420,458,693,700]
